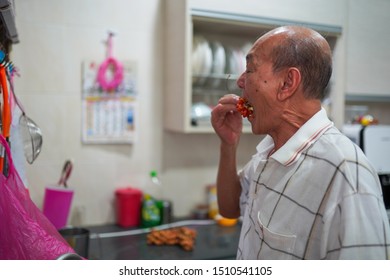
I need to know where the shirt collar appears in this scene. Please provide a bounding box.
[256,108,334,166]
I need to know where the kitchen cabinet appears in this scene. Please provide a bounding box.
[164,0,342,133]
[345,0,390,101]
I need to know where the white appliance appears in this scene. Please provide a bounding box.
[360,125,390,175]
[343,124,390,209]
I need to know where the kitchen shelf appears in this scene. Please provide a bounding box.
[345,94,390,103]
[191,8,342,36]
[164,0,342,133]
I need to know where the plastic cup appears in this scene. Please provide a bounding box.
[115,187,142,227]
[42,186,74,229]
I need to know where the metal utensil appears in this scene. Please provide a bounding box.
[58,160,73,188]
[6,70,43,164]
[19,115,43,164]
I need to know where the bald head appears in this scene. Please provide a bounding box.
[255,26,332,100]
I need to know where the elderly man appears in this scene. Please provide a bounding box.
[211,25,390,259]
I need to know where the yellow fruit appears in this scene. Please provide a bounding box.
[216,216,238,227]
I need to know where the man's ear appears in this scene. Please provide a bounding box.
[277,67,301,101]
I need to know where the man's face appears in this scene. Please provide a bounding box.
[237,37,284,135]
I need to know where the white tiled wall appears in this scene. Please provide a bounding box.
[11,0,166,226]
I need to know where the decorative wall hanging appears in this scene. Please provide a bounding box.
[81,33,138,144]
[96,32,124,92]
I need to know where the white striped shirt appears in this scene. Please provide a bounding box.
[238,108,390,259]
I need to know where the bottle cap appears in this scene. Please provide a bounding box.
[150,170,157,177]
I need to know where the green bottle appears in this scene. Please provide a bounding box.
[140,170,163,228]
[141,194,161,228]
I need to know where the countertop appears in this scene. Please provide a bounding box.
[85,220,241,260]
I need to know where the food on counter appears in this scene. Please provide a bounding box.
[146,227,197,251]
[236,97,254,118]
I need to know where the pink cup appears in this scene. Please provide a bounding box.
[42,186,74,229]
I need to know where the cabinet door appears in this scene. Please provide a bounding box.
[346,0,390,98]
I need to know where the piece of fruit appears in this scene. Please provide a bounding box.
[237,97,254,118]
[215,214,238,227]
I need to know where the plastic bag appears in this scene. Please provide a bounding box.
[0,135,76,259]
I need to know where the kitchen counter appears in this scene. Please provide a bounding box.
[85,220,241,260]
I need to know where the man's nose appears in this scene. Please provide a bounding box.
[237,72,245,89]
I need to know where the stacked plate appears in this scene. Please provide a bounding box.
[208,40,226,88]
[192,36,253,88]
[192,35,213,86]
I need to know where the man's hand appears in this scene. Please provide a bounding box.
[211,94,243,146]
